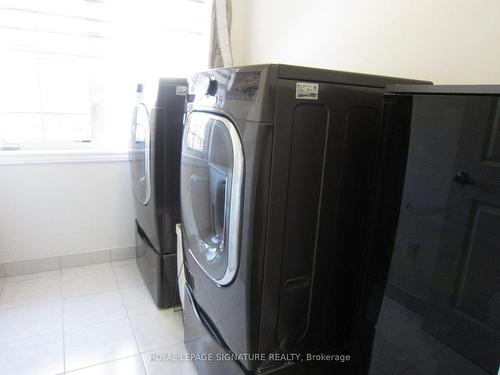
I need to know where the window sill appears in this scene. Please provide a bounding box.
[0,149,130,165]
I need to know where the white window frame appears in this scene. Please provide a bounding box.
[0,0,213,163]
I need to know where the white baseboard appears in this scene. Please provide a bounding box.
[0,245,136,277]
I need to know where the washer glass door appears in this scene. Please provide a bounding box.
[130,103,151,205]
[181,112,244,285]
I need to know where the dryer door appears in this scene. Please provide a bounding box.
[130,103,151,205]
[181,112,244,286]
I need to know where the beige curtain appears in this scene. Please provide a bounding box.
[209,0,233,68]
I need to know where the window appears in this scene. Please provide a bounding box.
[186,115,210,154]
[0,57,93,147]
[181,113,244,285]
[0,0,211,150]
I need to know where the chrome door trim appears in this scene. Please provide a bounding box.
[131,103,151,205]
[142,104,152,205]
[184,111,244,286]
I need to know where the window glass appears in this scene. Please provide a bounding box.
[130,104,150,205]
[0,0,211,149]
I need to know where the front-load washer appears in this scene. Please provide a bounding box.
[180,65,429,374]
[130,78,187,308]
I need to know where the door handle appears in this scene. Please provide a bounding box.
[454,171,475,186]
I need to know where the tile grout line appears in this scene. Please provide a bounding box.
[394,363,416,374]
[376,299,410,325]
[0,327,65,346]
[3,270,61,285]
[377,307,451,374]
[0,264,121,311]
[396,365,417,374]
[60,262,131,301]
[0,264,143,374]
[63,263,140,373]
[0,247,136,280]
[0,271,62,310]
[110,262,150,374]
[62,353,142,375]
[2,262,138,303]
[0,267,63,345]
[0,261,147,373]
[379,308,407,323]
[0,263,187,374]
[400,346,449,374]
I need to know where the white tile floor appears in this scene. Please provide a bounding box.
[1,262,490,375]
[0,260,197,375]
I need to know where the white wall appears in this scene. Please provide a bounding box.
[0,161,135,263]
[231,0,500,84]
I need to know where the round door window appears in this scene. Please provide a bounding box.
[181,112,244,285]
[130,103,151,205]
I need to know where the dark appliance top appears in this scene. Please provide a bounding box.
[188,64,431,123]
[276,64,432,88]
[386,84,500,95]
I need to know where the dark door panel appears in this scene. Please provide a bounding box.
[385,94,500,374]
[424,96,500,374]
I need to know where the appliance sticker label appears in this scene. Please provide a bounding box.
[176,86,188,96]
[296,82,319,100]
